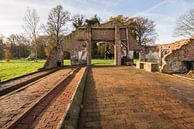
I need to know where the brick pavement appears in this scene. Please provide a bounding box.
[0,68,73,129]
[30,67,86,129]
[78,66,194,129]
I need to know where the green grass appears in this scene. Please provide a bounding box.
[92,59,114,65]
[0,60,45,82]
[0,59,113,82]
[64,60,71,65]
[133,59,140,65]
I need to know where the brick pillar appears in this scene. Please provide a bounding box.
[87,27,92,65]
[126,28,130,58]
[56,45,64,67]
[114,44,117,65]
[114,25,121,65]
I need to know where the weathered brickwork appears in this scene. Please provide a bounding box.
[145,37,194,73]
[0,68,72,128]
[43,21,143,69]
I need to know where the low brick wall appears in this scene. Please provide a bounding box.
[57,67,88,129]
[136,62,144,69]
[136,62,159,72]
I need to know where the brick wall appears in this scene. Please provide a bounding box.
[146,38,194,73]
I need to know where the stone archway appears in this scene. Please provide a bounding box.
[86,24,127,66]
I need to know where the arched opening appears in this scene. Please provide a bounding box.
[182,61,194,72]
[92,41,114,65]
[133,51,140,65]
[63,51,71,65]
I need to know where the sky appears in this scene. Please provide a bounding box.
[0,0,194,44]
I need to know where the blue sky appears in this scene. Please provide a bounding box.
[0,0,194,44]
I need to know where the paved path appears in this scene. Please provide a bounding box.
[78,66,194,129]
[0,68,73,129]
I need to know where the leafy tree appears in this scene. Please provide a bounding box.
[36,36,48,58]
[175,9,194,37]
[6,34,30,59]
[85,14,101,58]
[85,14,100,26]
[0,35,4,60]
[44,39,55,57]
[109,15,157,45]
[92,43,99,58]
[109,15,128,24]
[97,42,114,59]
[3,43,11,61]
[72,14,85,29]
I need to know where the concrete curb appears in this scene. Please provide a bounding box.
[57,66,88,129]
[173,74,194,81]
[156,72,194,81]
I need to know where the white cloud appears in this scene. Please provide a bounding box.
[0,0,194,44]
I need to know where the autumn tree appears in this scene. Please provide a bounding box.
[175,9,194,37]
[45,5,70,50]
[23,7,40,59]
[44,39,55,57]
[109,15,128,24]
[36,35,51,57]
[72,14,85,29]
[97,42,114,59]
[0,34,4,60]
[3,42,11,62]
[6,34,30,59]
[109,15,157,45]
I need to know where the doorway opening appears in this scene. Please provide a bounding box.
[92,41,114,65]
[63,51,71,65]
[183,61,194,72]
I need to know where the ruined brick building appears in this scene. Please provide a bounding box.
[145,37,194,73]
[43,20,194,74]
[43,21,143,69]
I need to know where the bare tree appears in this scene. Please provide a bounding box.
[72,14,85,29]
[175,9,194,37]
[23,7,40,59]
[45,5,70,48]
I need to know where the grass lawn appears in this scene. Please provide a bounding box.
[92,59,114,65]
[133,59,140,65]
[0,60,45,82]
[0,59,113,82]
